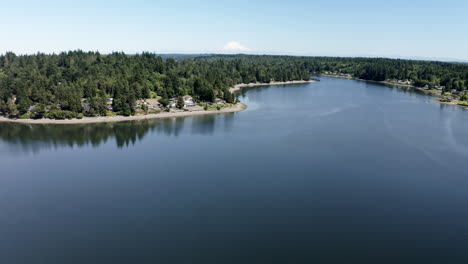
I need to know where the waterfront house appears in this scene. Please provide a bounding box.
[184,96,195,107]
[215,98,226,104]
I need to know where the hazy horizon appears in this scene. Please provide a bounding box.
[2,0,468,61]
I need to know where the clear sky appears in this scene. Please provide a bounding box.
[2,0,468,60]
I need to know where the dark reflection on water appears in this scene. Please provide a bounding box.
[191,114,216,135]
[0,120,159,153]
[0,114,234,154]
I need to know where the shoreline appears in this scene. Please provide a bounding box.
[0,79,316,124]
[320,74,468,109]
[229,80,316,93]
[437,100,468,109]
[0,103,247,124]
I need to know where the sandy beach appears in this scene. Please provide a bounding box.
[229,80,316,93]
[0,103,247,124]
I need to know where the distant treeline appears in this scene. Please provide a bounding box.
[309,56,468,89]
[1,52,467,118]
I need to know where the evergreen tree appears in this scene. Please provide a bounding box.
[176,96,185,109]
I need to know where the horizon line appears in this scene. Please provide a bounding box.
[1,50,467,64]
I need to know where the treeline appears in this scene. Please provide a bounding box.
[202,55,468,92]
[304,56,468,90]
[1,52,468,119]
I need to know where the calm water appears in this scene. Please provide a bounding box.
[1,77,468,263]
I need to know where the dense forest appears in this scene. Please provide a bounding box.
[1,51,468,119]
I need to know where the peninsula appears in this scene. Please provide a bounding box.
[0,80,315,124]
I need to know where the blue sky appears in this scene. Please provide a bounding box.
[2,0,468,60]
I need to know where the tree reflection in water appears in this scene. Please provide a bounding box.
[0,113,235,154]
[0,120,158,153]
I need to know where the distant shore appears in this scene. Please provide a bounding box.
[229,80,316,93]
[0,103,247,124]
[321,74,468,109]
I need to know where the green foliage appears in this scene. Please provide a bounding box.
[0,98,19,117]
[30,104,46,119]
[45,110,77,120]
[176,96,185,109]
[223,89,235,103]
[84,90,108,117]
[19,113,32,119]
[149,90,157,98]
[159,98,170,107]
[140,103,149,113]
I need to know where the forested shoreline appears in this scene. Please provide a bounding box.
[1,52,468,120]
